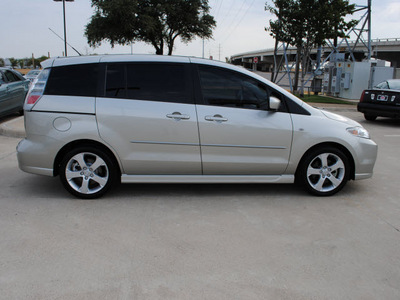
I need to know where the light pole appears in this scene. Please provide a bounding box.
[54,0,74,56]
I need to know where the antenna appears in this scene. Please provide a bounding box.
[48,28,82,56]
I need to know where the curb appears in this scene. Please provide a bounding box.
[0,116,25,138]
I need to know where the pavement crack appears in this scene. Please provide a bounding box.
[383,219,400,233]
[0,152,16,161]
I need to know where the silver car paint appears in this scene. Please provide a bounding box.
[196,105,293,175]
[96,98,202,175]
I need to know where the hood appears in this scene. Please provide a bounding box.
[320,109,360,127]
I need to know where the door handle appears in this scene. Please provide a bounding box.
[166,112,190,120]
[205,115,228,122]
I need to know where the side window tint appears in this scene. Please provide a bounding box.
[198,66,269,110]
[4,70,18,82]
[126,63,191,104]
[106,64,126,98]
[44,64,98,97]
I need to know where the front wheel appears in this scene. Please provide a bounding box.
[297,147,350,196]
[59,146,118,199]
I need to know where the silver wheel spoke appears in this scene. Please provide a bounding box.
[66,169,81,180]
[330,160,344,172]
[313,176,325,191]
[307,166,321,175]
[79,178,90,194]
[319,153,329,167]
[90,157,105,172]
[328,175,342,187]
[73,153,87,169]
[92,174,108,187]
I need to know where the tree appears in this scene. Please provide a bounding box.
[0,58,4,67]
[266,0,357,95]
[9,57,19,68]
[85,0,216,55]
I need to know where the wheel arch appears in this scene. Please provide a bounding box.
[53,139,122,177]
[295,142,355,181]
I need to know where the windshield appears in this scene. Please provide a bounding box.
[388,80,400,90]
[27,70,40,76]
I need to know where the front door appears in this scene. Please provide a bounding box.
[195,65,293,175]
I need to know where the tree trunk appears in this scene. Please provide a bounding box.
[167,40,174,55]
[299,49,307,97]
[293,45,302,93]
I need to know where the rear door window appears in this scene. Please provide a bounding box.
[105,63,193,104]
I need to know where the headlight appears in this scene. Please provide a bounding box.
[347,126,370,139]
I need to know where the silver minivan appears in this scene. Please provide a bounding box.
[17,55,377,198]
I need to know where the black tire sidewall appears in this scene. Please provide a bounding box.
[59,146,117,199]
[298,147,350,196]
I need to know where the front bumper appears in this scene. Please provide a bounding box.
[353,136,378,180]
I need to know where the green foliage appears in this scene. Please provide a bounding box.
[9,58,18,68]
[0,58,4,67]
[85,0,216,55]
[302,94,355,105]
[265,0,357,93]
[266,0,357,48]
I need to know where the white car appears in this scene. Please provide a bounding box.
[17,55,377,198]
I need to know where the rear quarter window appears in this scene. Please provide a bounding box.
[44,63,99,97]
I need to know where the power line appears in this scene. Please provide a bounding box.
[221,0,257,45]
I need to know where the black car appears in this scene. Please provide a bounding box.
[357,79,400,121]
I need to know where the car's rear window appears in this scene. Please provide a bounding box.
[44,63,98,97]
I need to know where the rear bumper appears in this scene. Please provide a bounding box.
[17,137,56,177]
[358,102,400,118]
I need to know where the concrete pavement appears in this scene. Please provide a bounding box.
[0,115,25,138]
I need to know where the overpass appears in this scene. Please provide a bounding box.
[231,38,400,72]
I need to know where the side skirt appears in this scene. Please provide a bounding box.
[121,174,294,184]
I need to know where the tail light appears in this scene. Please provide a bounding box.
[359,90,365,103]
[24,69,50,111]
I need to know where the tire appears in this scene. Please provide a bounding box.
[59,146,118,199]
[297,147,350,196]
[364,114,377,121]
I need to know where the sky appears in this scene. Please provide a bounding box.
[1,0,400,61]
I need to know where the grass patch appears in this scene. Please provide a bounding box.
[297,94,356,105]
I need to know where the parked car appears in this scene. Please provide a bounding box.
[357,79,400,121]
[24,69,41,82]
[17,55,377,199]
[0,67,30,118]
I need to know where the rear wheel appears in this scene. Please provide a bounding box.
[364,114,377,121]
[297,147,349,196]
[59,146,118,199]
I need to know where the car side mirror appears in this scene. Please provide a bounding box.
[269,96,281,111]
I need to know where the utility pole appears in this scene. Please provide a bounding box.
[54,0,75,57]
[367,0,371,60]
